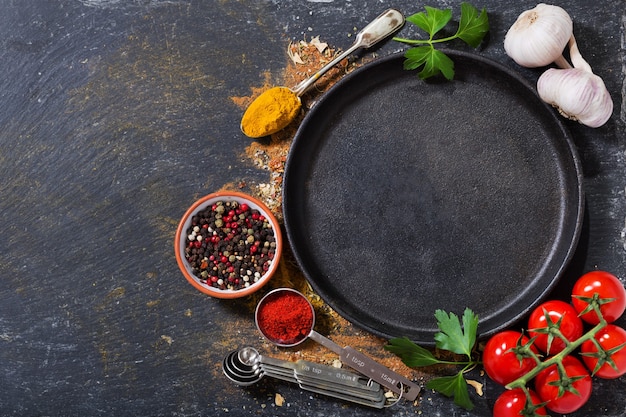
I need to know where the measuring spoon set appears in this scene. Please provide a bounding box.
[223,346,389,408]
[222,288,421,408]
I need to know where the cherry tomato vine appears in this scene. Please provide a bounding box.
[493,270,626,416]
[387,270,626,416]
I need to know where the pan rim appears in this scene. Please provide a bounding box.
[282,50,584,344]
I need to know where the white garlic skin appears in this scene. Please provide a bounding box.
[537,68,613,128]
[504,4,573,68]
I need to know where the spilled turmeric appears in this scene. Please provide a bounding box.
[240,86,301,138]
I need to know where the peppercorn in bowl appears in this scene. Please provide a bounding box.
[175,191,282,299]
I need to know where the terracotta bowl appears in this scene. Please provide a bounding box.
[175,191,282,298]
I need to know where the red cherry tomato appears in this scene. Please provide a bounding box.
[535,355,592,414]
[483,331,538,386]
[571,271,626,324]
[581,324,626,379]
[528,300,583,354]
[493,388,547,417]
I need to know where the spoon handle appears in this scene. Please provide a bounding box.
[259,355,381,393]
[340,346,421,402]
[308,330,421,401]
[291,9,404,96]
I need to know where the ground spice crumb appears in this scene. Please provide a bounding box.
[235,38,359,216]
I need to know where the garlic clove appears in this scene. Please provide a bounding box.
[504,4,573,68]
[537,67,613,128]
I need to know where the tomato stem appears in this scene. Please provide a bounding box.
[520,386,549,417]
[506,303,607,390]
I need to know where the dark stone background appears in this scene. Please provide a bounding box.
[0,1,624,416]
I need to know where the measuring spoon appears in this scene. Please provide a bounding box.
[240,347,386,403]
[254,288,421,401]
[240,9,405,138]
[222,348,387,408]
[222,349,263,386]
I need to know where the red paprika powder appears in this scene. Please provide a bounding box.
[256,289,314,345]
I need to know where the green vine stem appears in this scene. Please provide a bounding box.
[520,385,549,415]
[506,303,608,390]
[393,36,460,45]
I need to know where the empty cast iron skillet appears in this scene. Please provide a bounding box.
[282,51,584,345]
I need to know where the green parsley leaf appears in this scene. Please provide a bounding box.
[426,373,474,410]
[404,47,455,80]
[456,2,490,47]
[402,46,429,70]
[406,6,452,38]
[385,308,480,412]
[384,337,440,367]
[393,2,489,79]
[433,308,479,358]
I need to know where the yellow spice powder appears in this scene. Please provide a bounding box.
[240,86,301,138]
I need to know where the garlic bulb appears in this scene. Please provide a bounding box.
[504,4,573,68]
[505,4,613,127]
[537,68,613,128]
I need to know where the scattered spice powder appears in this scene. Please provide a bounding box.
[226,37,428,398]
[256,290,314,345]
[236,38,366,215]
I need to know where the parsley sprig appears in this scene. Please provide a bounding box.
[393,2,489,80]
[385,308,480,410]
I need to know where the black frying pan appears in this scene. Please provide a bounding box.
[282,51,584,345]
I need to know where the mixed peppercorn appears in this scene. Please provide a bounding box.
[184,200,277,291]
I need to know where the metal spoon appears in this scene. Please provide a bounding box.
[240,9,405,138]
[239,347,383,395]
[254,288,421,401]
[222,348,388,408]
[222,349,261,386]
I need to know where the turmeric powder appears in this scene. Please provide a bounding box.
[240,87,301,138]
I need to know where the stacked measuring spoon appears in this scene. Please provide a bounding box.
[223,347,391,408]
